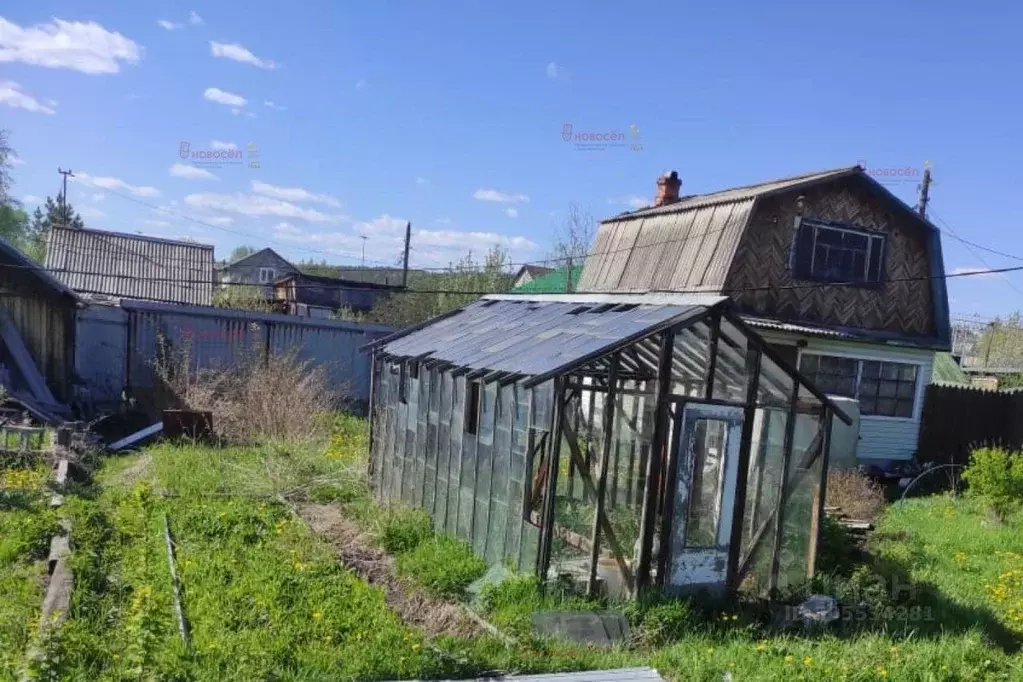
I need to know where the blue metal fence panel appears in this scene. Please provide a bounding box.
[75,304,128,408]
[75,300,395,410]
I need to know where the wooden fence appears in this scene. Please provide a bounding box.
[917,384,1023,465]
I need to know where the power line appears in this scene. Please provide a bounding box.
[11,260,1023,296]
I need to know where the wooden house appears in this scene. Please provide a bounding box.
[579,168,950,465]
[366,293,850,598]
[273,272,401,317]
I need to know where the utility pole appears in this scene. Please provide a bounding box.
[402,221,411,289]
[57,168,74,226]
[917,161,932,219]
[359,235,368,268]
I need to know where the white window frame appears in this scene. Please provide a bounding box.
[797,349,926,422]
[806,222,885,284]
[258,267,276,284]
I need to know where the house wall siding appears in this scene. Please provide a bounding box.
[220,251,298,290]
[759,330,933,461]
[726,177,936,339]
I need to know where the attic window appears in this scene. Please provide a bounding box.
[258,267,277,284]
[611,304,640,312]
[568,305,591,315]
[793,220,885,285]
[589,304,615,314]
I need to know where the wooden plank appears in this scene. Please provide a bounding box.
[587,354,619,597]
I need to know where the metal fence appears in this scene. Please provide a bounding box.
[75,300,395,413]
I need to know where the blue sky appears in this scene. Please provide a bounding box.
[3,1,1022,317]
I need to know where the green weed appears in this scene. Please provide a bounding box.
[396,535,486,599]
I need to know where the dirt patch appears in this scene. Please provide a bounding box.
[109,454,154,487]
[293,502,482,640]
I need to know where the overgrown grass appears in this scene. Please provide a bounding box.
[8,417,1023,680]
[0,463,56,681]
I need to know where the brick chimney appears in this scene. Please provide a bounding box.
[654,170,681,207]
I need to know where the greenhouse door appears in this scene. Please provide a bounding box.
[666,404,743,594]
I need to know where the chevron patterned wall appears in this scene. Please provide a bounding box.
[726,178,935,337]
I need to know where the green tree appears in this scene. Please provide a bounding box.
[365,245,512,327]
[229,245,258,262]
[976,314,1023,371]
[213,284,278,313]
[0,129,13,206]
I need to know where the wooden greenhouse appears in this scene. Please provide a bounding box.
[365,293,850,598]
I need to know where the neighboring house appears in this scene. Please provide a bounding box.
[511,264,553,289]
[218,247,299,297]
[511,265,583,294]
[273,272,401,317]
[579,167,950,464]
[45,226,215,306]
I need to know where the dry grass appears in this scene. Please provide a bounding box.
[826,468,887,521]
[153,341,337,446]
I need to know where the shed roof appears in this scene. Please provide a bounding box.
[44,226,215,305]
[512,265,583,293]
[0,233,79,300]
[373,293,725,386]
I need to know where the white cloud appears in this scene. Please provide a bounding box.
[144,219,171,227]
[251,180,341,207]
[210,140,237,150]
[78,205,105,220]
[169,163,219,180]
[355,79,366,91]
[435,216,452,225]
[184,192,344,223]
[92,193,105,202]
[210,42,277,69]
[10,154,25,166]
[157,19,183,31]
[263,99,285,110]
[189,11,204,26]
[415,176,428,185]
[546,62,561,79]
[0,81,55,114]
[21,194,40,204]
[204,215,235,226]
[609,195,648,210]
[473,188,530,204]
[505,208,518,218]
[204,87,246,108]
[0,17,142,75]
[75,172,160,197]
[232,108,255,118]
[272,212,538,267]
[951,266,999,279]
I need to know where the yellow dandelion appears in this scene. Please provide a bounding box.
[803,656,813,666]
[876,665,888,678]
[312,611,322,620]
[784,655,793,664]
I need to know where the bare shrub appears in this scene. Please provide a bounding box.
[826,468,886,521]
[153,338,337,446]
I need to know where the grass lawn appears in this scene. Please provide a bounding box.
[3,416,1023,680]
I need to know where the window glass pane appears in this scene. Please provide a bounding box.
[806,223,884,283]
[896,382,915,399]
[881,363,900,380]
[861,361,880,379]
[895,400,914,418]
[686,419,727,548]
[899,365,918,381]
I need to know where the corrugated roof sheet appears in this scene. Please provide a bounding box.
[45,226,215,305]
[378,295,724,382]
[577,167,860,294]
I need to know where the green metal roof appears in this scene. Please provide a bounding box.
[931,352,970,386]
[512,265,583,293]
